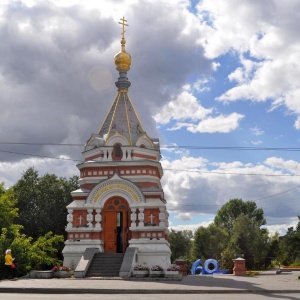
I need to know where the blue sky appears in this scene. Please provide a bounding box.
[0,0,299,235]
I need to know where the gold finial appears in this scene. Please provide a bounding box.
[118,17,128,40]
[114,16,132,71]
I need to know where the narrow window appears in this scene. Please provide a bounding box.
[112,143,123,161]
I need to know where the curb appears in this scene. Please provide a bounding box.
[1,288,300,294]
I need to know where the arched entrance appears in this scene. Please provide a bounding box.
[103,197,130,253]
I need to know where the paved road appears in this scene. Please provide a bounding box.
[1,294,300,300]
[0,270,299,295]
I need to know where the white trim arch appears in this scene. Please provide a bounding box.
[136,134,154,149]
[105,131,129,146]
[86,174,145,207]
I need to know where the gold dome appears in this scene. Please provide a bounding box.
[114,38,132,71]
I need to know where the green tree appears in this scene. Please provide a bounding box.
[0,184,18,230]
[214,198,266,233]
[266,232,280,267]
[0,186,63,279]
[228,214,269,269]
[14,168,78,240]
[193,223,228,261]
[0,184,23,259]
[168,229,193,262]
[278,216,300,265]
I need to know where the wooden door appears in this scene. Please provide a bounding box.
[104,211,117,253]
[103,198,129,253]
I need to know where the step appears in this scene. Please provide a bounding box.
[86,253,125,278]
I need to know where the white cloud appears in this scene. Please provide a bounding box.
[263,219,298,236]
[250,126,264,136]
[264,157,300,174]
[295,117,300,130]
[192,77,211,93]
[196,0,300,126]
[186,113,244,133]
[0,0,298,236]
[154,87,244,133]
[176,212,192,221]
[153,90,212,125]
[162,153,300,227]
[0,157,78,188]
[0,0,213,163]
[170,221,212,233]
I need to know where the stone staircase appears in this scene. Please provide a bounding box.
[86,253,125,277]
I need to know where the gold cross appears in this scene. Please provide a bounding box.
[118,16,128,39]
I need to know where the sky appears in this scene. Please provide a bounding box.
[0,0,300,236]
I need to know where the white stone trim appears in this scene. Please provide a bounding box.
[86,174,145,207]
[105,132,129,146]
[136,135,155,149]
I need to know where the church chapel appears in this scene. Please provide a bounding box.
[62,18,171,272]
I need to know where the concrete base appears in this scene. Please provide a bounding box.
[29,270,53,279]
[62,239,103,269]
[129,238,171,269]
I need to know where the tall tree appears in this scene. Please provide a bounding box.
[228,214,269,269]
[168,229,193,262]
[265,232,280,267]
[214,198,266,232]
[14,168,78,240]
[278,216,300,265]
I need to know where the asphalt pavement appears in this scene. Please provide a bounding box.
[0,270,299,294]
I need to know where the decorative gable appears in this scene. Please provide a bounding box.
[105,131,130,146]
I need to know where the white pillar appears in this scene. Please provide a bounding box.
[159,208,166,227]
[165,210,169,227]
[108,149,112,160]
[138,208,144,227]
[87,209,94,228]
[66,209,73,229]
[95,209,102,229]
[126,149,132,161]
[130,208,137,228]
[103,149,112,161]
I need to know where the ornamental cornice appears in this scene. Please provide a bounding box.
[86,173,145,207]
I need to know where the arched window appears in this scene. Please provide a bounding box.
[112,143,123,161]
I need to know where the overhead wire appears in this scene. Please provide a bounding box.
[1,142,300,151]
[0,149,82,162]
[1,142,299,208]
[1,144,300,176]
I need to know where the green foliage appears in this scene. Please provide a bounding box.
[265,232,280,267]
[14,167,78,240]
[0,179,71,279]
[168,229,193,262]
[214,198,266,232]
[0,187,18,230]
[227,215,269,269]
[23,232,64,270]
[0,185,22,259]
[278,216,300,265]
[188,198,279,271]
[193,223,228,260]
[220,248,234,271]
[171,199,299,271]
